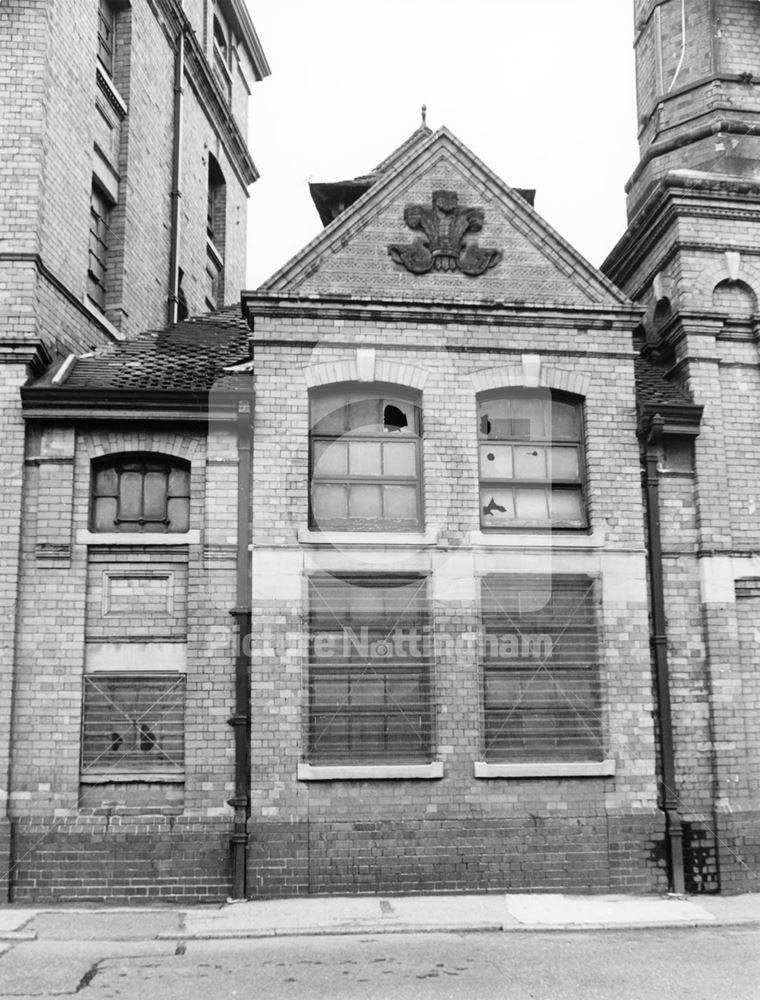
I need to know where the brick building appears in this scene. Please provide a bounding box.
[3,0,760,902]
[0,0,268,900]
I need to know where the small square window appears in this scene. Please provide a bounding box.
[91,454,190,533]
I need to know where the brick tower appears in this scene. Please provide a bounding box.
[604,0,760,892]
[0,1,269,899]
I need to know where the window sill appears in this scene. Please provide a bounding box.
[297,528,439,547]
[76,529,200,546]
[297,762,444,781]
[80,772,185,784]
[474,760,615,778]
[469,530,600,549]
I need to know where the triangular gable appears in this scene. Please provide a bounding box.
[258,126,630,309]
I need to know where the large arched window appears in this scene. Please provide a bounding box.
[477,389,587,529]
[90,454,191,533]
[310,385,423,531]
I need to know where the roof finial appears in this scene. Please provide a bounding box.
[421,104,427,128]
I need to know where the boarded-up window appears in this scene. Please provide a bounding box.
[310,387,423,532]
[478,390,587,529]
[91,454,190,533]
[81,673,185,774]
[481,575,603,762]
[88,183,111,310]
[309,575,431,763]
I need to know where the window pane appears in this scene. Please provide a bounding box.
[347,398,380,431]
[94,466,118,496]
[514,396,548,440]
[551,399,579,439]
[513,447,547,480]
[167,497,190,532]
[479,444,512,480]
[480,489,515,523]
[93,496,117,532]
[348,484,382,519]
[313,440,347,477]
[382,400,414,433]
[118,471,143,521]
[348,441,382,476]
[514,489,549,521]
[312,395,347,435]
[143,471,167,520]
[168,467,190,496]
[383,485,418,520]
[312,484,347,524]
[382,441,416,477]
[550,489,584,524]
[548,447,580,480]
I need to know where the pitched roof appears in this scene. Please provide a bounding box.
[25,308,251,401]
[633,354,693,409]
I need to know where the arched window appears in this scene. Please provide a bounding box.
[477,389,587,529]
[310,385,423,531]
[91,454,191,533]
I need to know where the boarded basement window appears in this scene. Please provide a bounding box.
[81,673,185,775]
[308,575,432,763]
[481,575,604,762]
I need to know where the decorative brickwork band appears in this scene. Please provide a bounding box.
[389,190,501,276]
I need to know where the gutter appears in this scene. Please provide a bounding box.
[228,395,253,898]
[642,414,685,894]
[167,24,185,326]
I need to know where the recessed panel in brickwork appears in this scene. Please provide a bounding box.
[103,572,174,616]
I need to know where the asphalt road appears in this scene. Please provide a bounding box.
[1,927,758,999]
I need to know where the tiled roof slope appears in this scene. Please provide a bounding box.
[634,354,693,409]
[35,308,250,394]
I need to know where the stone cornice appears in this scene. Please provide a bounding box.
[241,292,643,330]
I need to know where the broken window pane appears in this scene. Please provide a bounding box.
[513,447,547,480]
[383,400,411,432]
[479,444,512,480]
[480,489,515,522]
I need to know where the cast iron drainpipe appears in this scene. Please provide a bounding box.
[644,414,686,894]
[167,22,185,326]
[228,398,253,898]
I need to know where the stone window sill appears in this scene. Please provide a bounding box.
[469,530,601,549]
[297,762,444,781]
[474,760,615,778]
[76,530,200,546]
[297,528,439,547]
[80,772,185,784]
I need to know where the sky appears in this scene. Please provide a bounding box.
[244,1,639,288]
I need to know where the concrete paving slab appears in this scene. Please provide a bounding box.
[0,908,38,940]
[691,893,760,924]
[506,894,716,927]
[29,909,183,940]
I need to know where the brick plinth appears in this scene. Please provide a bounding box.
[247,813,668,898]
[10,816,233,903]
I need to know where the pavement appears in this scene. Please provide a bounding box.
[0,892,759,942]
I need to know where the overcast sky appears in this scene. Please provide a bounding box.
[245,1,639,288]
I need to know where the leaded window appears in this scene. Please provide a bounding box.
[310,387,423,531]
[308,575,431,763]
[481,575,603,762]
[478,390,587,529]
[91,455,191,533]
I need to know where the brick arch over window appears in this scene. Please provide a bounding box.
[471,360,590,398]
[84,433,202,464]
[90,452,192,533]
[304,355,428,391]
